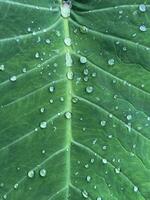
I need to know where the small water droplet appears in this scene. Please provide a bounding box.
[108,58,115,66]
[46,39,51,44]
[133,186,138,192]
[39,169,47,177]
[139,25,147,32]
[40,121,47,129]
[65,111,72,119]
[14,183,18,189]
[102,159,107,164]
[64,37,72,46]
[0,64,5,71]
[35,52,40,58]
[86,176,91,182]
[10,75,17,82]
[80,56,87,64]
[49,86,55,93]
[127,114,132,120]
[85,86,93,94]
[82,190,88,198]
[139,4,146,12]
[72,97,78,103]
[80,26,88,33]
[100,120,106,127]
[66,71,74,80]
[27,170,35,178]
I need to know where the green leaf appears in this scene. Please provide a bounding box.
[0,0,150,199]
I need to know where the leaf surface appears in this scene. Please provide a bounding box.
[0,0,150,200]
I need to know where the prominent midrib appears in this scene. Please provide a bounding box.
[61,1,72,199]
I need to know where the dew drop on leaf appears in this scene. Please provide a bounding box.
[80,56,87,64]
[0,64,5,71]
[72,97,78,103]
[80,26,88,33]
[139,4,146,12]
[66,71,74,80]
[100,120,106,127]
[27,170,35,178]
[39,169,47,177]
[85,86,94,94]
[108,58,115,66]
[45,39,51,44]
[133,186,138,192]
[64,37,72,46]
[10,75,17,82]
[82,190,88,198]
[102,159,107,164]
[40,121,47,129]
[86,175,91,182]
[139,25,147,32]
[49,86,55,93]
[65,111,72,119]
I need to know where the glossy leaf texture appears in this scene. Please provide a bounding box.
[0,0,150,199]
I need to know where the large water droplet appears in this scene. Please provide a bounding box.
[61,2,71,18]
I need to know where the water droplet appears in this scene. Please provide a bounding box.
[139,25,147,32]
[83,69,89,75]
[102,159,107,164]
[14,183,18,189]
[49,86,55,93]
[108,58,115,66]
[82,190,88,198]
[66,71,74,80]
[10,75,17,82]
[127,114,132,120]
[46,39,51,44]
[72,97,78,103]
[80,56,87,64]
[61,2,71,18]
[133,186,138,192]
[64,37,72,46]
[27,170,35,178]
[66,53,73,67]
[35,52,40,58]
[100,120,106,127]
[40,107,45,113]
[96,197,102,200]
[40,121,47,129]
[80,26,88,33]
[85,86,93,94]
[3,194,7,199]
[39,169,47,177]
[139,4,146,12]
[115,168,120,174]
[86,176,91,182]
[65,111,72,119]
[22,68,27,73]
[0,64,5,71]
